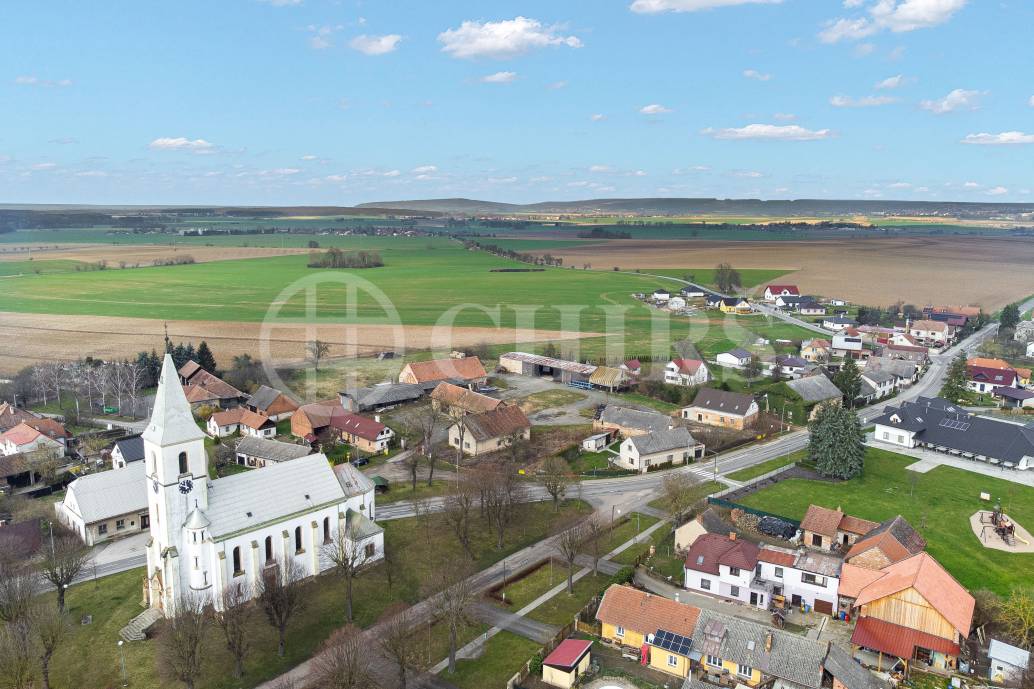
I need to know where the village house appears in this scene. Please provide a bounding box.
[234,435,312,468]
[872,397,1034,469]
[0,402,41,432]
[848,552,974,674]
[800,505,879,551]
[844,516,927,571]
[907,320,953,348]
[966,365,1018,394]
[799,300,827,316]
[338,382,424,412]
[764,284,800,301]
[715,348,752,369]
[0,419,68,457]
[719,297,753,315]
[775,294,803,310]
[859,369,898,404]
[430,382,503,418]
[595,405,673,437]
[681,388,758,430]
[398,356,487,389]
[292,402,395,453]
[595,583,700,652]
[448,405,531,457]
[617,427,704,473]
[784,375,844,419]
[823,316,859,332]
[111,435,145,469]
[763,355,813,379]
[832,332,867,360]
[498,352,596,386]
[620,359,642,377]
[653,289,671,303]
[800,339,831,363]
[55,462,148,545]
[243,385,298,421]
[882,343,931,363]
[864,358,920,386]
[684,532,765,606]
[206,407,276,438]
[665,358,711,386]
[179,360,245,409]
[994,387,1034,409]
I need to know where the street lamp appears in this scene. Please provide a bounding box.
[117,639,128,687]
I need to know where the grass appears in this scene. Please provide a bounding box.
[445,630,541,689]
[595,513,660,555]
[612,391,680,413]
[738,447,1034,594]
[648,480,724,515]
[0,259,86,275]
[567,447,625,475]
[644,267,792,290]
[377,479,453,504]
[725,449,807,482]
[526,571,614,625]
[517,389,588,413]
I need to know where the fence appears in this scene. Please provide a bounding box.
[706,497,800,529]
[711,461,799,499]
[505,593,605,689]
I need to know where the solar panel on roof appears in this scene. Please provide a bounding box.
[653,629,693,655]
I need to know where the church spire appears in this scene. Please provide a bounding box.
[142,353,206,446]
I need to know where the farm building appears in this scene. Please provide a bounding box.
[800,505,878,551]
[784,375,843,419]
[179,361,245,409]
[448,405,531,456]
[0,403,41,433]
[581,432,613,452]
[339,382,424,412]
[844,516,926,570]
[994,387,1034,409]
[987,640,1030,685]
[243,385,298,421]
[680,388,758,430]
[588,365,631,392]
[430,382,503,417]
[595,405,673,437]
[234,436,312,468]
[292,403,394,453]
[497,351,596,385]
[397,356,487,388]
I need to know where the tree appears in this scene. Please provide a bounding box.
[216,582,252,679]
[158,594,210,689]
[258,558,306,657]
[0,562,39,623]
[38,526,91,613]
[540,456,571,512]
[378,604,424,689]
[714,263,741,294]
[743,354,763,385]
[442,481,477,559]
[941,352,969,403]
[1001,302,1021,331]
[32,603,70,689]
[412,405,444,487]
[0,618,35,689]
[832,359,861,408]
[196,341,217,374]
[997,588,1034,650]
[431,565,476,674]
[401,448,423,493]
[584,516,605,577]
[321,521,371,623]
[551,526,583,595]
[808,403,865,480]
[306,339,331,370]
[311,626,372,689]
[661,472,698,526]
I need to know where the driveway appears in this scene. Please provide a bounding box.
[495,374,613,426]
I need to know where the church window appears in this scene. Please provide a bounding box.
[323,517,330,544]
[178,452,188,475]
[294,526,303,553]
[265,536,273,563]
[232,547,242,576]
[364,543,375,558]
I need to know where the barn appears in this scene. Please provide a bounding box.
[497,352,597,386]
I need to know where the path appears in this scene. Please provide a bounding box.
[469,602,560,644]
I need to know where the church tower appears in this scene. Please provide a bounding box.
[144,354,209,614]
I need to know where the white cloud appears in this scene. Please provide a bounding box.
[703,123,832,141]
[920,88,982,114]
[875,74,905,89]
[639,104,672,115]
[350,34,402,56]
[820,0,966,43]
[853,42,876,56]
[547,81,568,90]
[270,168,301,176]
[480,71,517,84]
[325,174,348,183]
[631,170,648,177]
[301,154,318,161]
[149,137,215,152]
[630,0,782,14]
[963,181,980,188]
[733,170,764,178]
[887,181,911,188]
[829,94,896,107]
[412,165,438,174]
[1029,95,1034,107]
[488,176,518,184]
[383,170,401,177]
[31,162,58,170]
[49,137,78,145]
[530,176,553,183]
[743,69,772,81]
[986,186,1009,196]
[307,24,341,50]
[14,75,72,87]
[74,170,107,178]
[590,113,606,121]
[960,131,1034,146]
[589,164,613,173]
[773,112,797,121]
[438,17,581,60]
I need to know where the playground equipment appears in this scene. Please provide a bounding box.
[980,500,1030,546]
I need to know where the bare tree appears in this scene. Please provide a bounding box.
[158,593,210,689]
[483,462,526,550]
[122,361,146,418]
[401,447,422,492]
[412,405,444,486]
[32,603,70,689]
[310,625,373,689]
[552,525,583,594]
[431,566,476,675]
[0,618,35,689]
[216,582,252,679]
[0,562,41,624]
[378,604,424,689]
[321,522,372,623]
[306,339,331,370]
[584,516,605,577]
[38,525,91,613]
[441,481,476,559]
[258,558,306,657]
[661,472,698,526]
[540,456,571,512]
[31,365,49,406]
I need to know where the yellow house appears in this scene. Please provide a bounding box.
[541,639,592,688]
[645,630,694,678]
[596,584,699,660]
[719,298,753,314]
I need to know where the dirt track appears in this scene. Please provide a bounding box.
[542,236,1034,310]
[0,312,590,374]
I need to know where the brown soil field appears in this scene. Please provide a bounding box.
[0,244,307,264]
[542,236,1034,310]
[0,312,591,375]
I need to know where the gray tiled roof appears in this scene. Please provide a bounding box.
[688,388,756,416]
[234,436,313,463]
[599,406,672,433]
[113,435,145,463]
[64,462,146,523]
[785,375,842,404]
[343,383,424,409]
[824,643,887,689]
[861,369,895,385]
[630,427,698,455]
[246,385,285,412]
[692,609,829,689]
[345,507,382,540]
[333,462,375,498]
[864,358,917,380]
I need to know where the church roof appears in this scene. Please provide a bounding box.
[183,508,210,530]
[143,354,206,447]
[345,507,383,540]
[204,453,346,540]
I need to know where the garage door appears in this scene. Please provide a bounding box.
[813,599,834,615]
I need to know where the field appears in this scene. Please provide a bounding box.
[0,243,307,266]
[738,448,1034,594]
[534,235,1034,310]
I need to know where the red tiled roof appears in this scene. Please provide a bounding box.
[838,563,887,600]
[332,412,387,441]
[543,639,592,669]
[0,403,40,432]
[239,410,273,430]
[596,585,700,638]
[403,357,486,383]
[671,358,705,375]
[624,359,641,370]
[182,370,243,402]
[685,533,759,575]
[767,285,800,295]
[851,616,959,659]
[801,505,844,537]
[758,548,797,567]
[210,407,246,426]
[967,366,1017,386]
[840,515,879,536]
[178,360,203,381]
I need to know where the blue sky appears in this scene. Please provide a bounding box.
[2,0,1032,205]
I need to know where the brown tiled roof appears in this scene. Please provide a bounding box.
[845,516,925,565]
[24,418,69,439]
[404,357,486,383]
[0,453,29,479]
[685,533,759,575]
[0,403,40,432]
[182,370,243,402]
[800,504,844,537]
[331,412,387,441]
[758,547,797,567]
[596,584,700,638]
[239,410,273,431]
[178,360,203,381]
[430,382,501,414]
[461,405,530,442]
[210,408,246,426]
[838,563,887,600]
[840,515,879,536]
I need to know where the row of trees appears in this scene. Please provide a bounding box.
[462,240,565,267]
[307,248,384,269]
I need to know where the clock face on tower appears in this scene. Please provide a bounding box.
[178,479,193,494]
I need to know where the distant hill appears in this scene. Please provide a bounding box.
[356,197,1034,217]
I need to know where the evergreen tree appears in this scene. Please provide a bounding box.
[833,358,861,408]
[1000,302,1020,330]
[196,341,217,374]
[940,352,969,402]
[808,403,865,480]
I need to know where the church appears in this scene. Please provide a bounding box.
[143,354,383,616]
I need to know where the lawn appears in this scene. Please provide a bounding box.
[517,389,588,414]
[377,478,453,504]
[594,512,661,555]
[526,571,615,626]
[0,259,85,275]
[648,480,724,515]
[446,631,541,689]
[738,447,1034,594]
[726,450,807,482]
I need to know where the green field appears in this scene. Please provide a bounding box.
[738,448,1034,594]
[0,259,85,275]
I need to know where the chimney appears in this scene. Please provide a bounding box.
[765,632,773,652]
[729,532,737,541]
[374,415,381,423]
